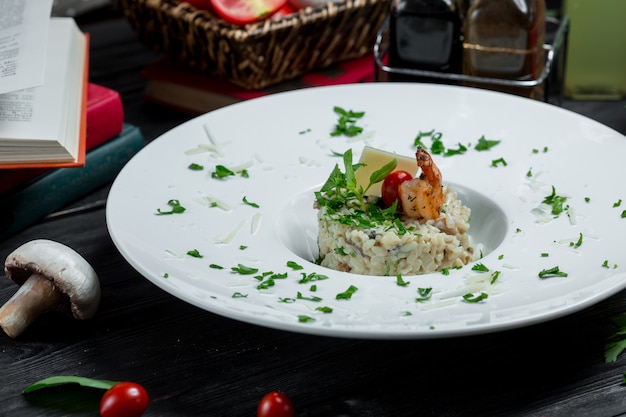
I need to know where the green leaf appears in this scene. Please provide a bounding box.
[463,292,489,303]
[343,149,356,190]
[474,135,501,151]
[538,266,568,278]
[368,158,397,187]
[231,264,259,275]
[336,285,358,300]
[24,376,118,394]
[211,165,236,179]
[156,199,186,215]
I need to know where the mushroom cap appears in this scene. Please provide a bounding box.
[4,239,101,320]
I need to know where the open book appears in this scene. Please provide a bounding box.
[0,17,89,168]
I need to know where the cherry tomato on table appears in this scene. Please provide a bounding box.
[381,170,413,209]
[99,382,150,417]
[258,391,295,417]
[210,0,287,25]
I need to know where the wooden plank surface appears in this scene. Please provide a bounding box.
[0,8,625,416]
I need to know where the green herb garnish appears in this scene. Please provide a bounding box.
[471,263,489,272]
[188,162,204,170]
[570,233,583,248]
[336,285,358,300]
[396,275,410,287]
[287,261,304,270]
[415,287,432,302]
[542,186,568,215]
[231,264,259,275]
[186,249,203,258]
[474,135,500,151]
[462,292,488,303]
[156,199,186,215]
[331,106,365,137]
[491,157,508,167]
[315,149,403,231]
[211,165,235,179]
[538,266,568,278]
[242,196,259,208]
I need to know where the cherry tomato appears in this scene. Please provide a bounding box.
[257,391,295,417]
[210,0,287,25]
[272,2,296,18]
[99,382,149,417]
[381,170,413,208]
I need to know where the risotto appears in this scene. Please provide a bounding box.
[315,147,479,276]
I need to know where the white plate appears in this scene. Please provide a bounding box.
[106,83,626,339]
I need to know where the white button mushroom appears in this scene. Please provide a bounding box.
[0,239,101,338]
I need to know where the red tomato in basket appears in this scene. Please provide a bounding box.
[381,170,413,209]
[210,0,287,24]
[272,2,296,18]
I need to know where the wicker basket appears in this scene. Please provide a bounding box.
[117,0,390,90]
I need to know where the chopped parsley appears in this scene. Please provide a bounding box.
[331,106,365,137]
[231,264,259,275]
[186,249,203,258]
[538,266,568,278]
[297,292,322,302]
[542,186,568,215]
[242,196,259,208]
[286,261,304,270]
[471,263,489,272]
[463,292,488,303]
[396,275,410,287]
[415,287,432,303]
[570,233,583,248]
[474,135,501,151]
[232,292,248,298]
[211,165,235,179]
[491,157,508,167]
[188,162,204,170]
[490,271,501,284]
[336,285,358,300]
[298,315,316,323]
[211,165,249,179]
[156,199,186,215]
[299,272,329,284]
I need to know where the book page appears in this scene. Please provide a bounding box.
[0,0,53,95]
[0,18,86,163]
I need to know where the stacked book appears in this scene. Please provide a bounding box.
[0,13,144,239]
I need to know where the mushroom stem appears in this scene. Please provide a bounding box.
[0,273,65,338]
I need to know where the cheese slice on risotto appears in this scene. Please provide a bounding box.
[354,146,418,197]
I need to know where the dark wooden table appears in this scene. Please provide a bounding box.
[2,8,626,416]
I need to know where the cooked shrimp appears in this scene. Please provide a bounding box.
[398,146,444,220]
